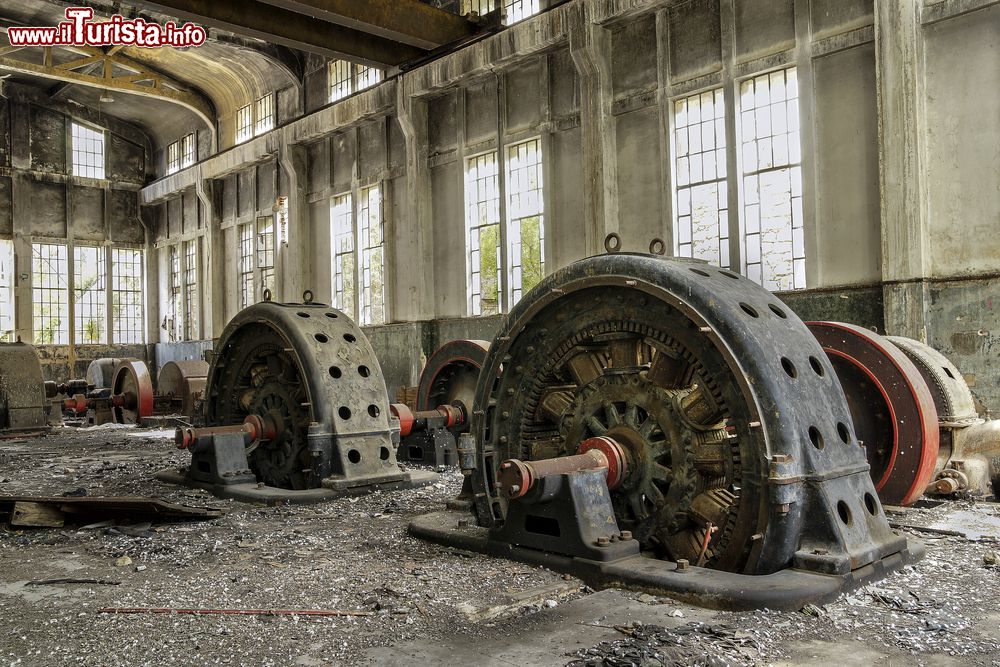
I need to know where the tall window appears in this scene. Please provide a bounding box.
[184,240,199,339]
[740,67,804,291]
[672,88,729,267]
[235,104,254,144]
[255,94,275,135]
[167,133,195,174]
[32,243,69,345]
[328,60,383,103]
[239,223,255,309]
[256,216,276,300]
[169,245,183,341]
[0,240,14,342]
[111,248,144,344]
[330,194,355,319]
[71,122,105,180]
[73,245,106,344]
[506,138,544,307]
[465,152,501,316]
[359,185,385,326]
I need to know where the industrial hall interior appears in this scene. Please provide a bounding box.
[0,0,997,664]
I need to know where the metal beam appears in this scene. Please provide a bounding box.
[134,0,425,66]
[0,44,215,134]
[254,0,475,50]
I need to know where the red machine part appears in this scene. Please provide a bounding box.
[110,360,155,425]
[415,339,490,425]
[176,413,277,450]
[390,403,465,437]
[496,436,630,500]
[806,322,940,506]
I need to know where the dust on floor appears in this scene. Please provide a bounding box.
[1,427,999,666]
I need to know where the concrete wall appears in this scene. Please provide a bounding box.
[0,83,152,377]
[140,0,1000,410]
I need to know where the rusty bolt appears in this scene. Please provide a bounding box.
[676,559,689,572]
[596,536,610,546]
[620,531,633,540]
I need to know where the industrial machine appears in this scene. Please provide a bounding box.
[158,295,436,503]
[808,322,1000,504]
[395,339,489,466]
[411,249,922,610]
[0,342,51,437]
[59,358,208,426]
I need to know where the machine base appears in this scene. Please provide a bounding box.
[155,467,438,504]
[409,509,925,611]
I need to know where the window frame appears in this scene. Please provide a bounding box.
[0,239,15,342]
[70,120,106,180]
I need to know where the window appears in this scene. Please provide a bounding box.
[71,122,105,180]
[167,134,195,174]
[32,243,69,345]
[328,60,384,103]
[256,216,275,300]
[740,67,804,291]
[184,240,199,339]
[169,245,183,341]
[235,104,253,144]
[359,185,385,326]
[330,194,355,319]
[0,240,14,342]
[464,0,494,15]
[329,60,353,103]
[504,0,540,23]
[465,152,502,316]
[672,88,729,268]
[506,138,544,307]
[73,245,106,344]
[239,223,255,310]
[255,94,275,135]
[111,248,143,344]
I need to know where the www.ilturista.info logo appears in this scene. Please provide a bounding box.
[6,7,207,48]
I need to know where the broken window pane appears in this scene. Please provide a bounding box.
[740,67,805,291]
[673,88,729,267]
[73,245,106,344]
[32,243,69,345]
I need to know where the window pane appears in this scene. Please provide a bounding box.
[235,104,253,144]
[74,245,106,344]
[0,240,14,342]
[504,0,539,24]
[239,224,255,310]
[169,245,183,341]
[739,67,804,290]
[507,138,544,307]
[329,60,353,102]
[672,87,729,267]
[112,248,144,344]
[257,216,275,300]
[255,94,275,135]
[465,152,501,316]
[331,194,355,319]
[359,185,385,325]
[71,122,105,180]
[184,239,199,339]
[32,243,69,345]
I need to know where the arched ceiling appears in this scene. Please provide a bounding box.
[0,0,305,147]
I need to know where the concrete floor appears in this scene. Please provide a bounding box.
[1,426,1000,666]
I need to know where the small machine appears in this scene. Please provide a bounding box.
[395,339,489,467]
[0,342,51,437]
[158,294,436,503]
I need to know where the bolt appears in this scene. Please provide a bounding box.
[501,411,510,420]
[499,436,508,444]
[507,388,515,396]
[256,482,265,489]
[596,536,610,546]
[813,548,828,556]
[458,519,470,528]
[500,462,512,470]
[509,484,520,494]
[676,559,689,572]
[620,531,633,540]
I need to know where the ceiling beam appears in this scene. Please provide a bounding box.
[254,0,476,50]
[134,0,425,66]
[0,45,216,138]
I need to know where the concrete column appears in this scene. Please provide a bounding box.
[875,0,929,339]
[277,138,311,303]
[195,174,222,338]
[569,11,619,257]
[395,84,434,321]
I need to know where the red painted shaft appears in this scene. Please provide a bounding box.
[390,403,465,437]
[496,436,629,500]
[175,414,275,450]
